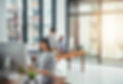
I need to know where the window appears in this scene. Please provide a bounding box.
[69,0,123,59]
[28,0,40,50]
[7,0,23,42]
[43,0,52,37]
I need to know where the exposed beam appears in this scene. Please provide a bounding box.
[70,10,123,16]
[52,0,57,29]
[22,0,28,43]
[97,0,103,64]
[66,0,71,50]
[39,0,43,39]
[74,2,79,49]
[69,0,123,3]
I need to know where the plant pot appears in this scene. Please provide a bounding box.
[30,80,35,84]
[25,79,35,84]
[26,79,35,84]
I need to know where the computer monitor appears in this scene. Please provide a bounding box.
[0,43,27,71]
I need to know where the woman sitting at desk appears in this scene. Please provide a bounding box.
[36,38,56,84]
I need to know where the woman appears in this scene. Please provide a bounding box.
[36,38,56,84]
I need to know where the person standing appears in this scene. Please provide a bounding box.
[47,28,57,51]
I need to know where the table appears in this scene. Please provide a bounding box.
[56,50,86,71]
[0,74,68,84]
[0,77,17,84]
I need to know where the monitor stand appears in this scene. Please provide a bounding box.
[0,56,11,79]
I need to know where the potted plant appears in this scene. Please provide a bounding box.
[27,70,37,84]
[18,67,26,75]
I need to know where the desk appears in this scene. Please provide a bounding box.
[0,74,68,84]
[0,75,40,84]
[0,78,17,84]
[57,50,86,71]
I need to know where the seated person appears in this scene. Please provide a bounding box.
[57,36,66,53]
[36,38,56,84]
[30,38,67,84]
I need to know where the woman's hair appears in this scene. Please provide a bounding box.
[40,38,51,51]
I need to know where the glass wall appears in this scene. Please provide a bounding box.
[69,2,99,56]
[102,1,123,58]
[7,0,23,42]
[28,0,40,50]
[69,0,123,59]
[102,14,123,58]
[78,16,99,56]
[6,0,58,50]
[56,0,66,39]
[43,0,52,37]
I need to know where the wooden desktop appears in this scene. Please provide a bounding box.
[56,50,86,71]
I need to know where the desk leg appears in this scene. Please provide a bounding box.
[81,55,85,72]
[67,58,71,70]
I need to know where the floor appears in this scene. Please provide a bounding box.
[56,59,123,84]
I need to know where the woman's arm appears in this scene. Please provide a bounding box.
[36,69,51,76]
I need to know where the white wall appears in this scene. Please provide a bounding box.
[0,0,8,42]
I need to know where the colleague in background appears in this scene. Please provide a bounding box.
[57,36,66,53]
[36,38,56,84]
[47,28,57,51]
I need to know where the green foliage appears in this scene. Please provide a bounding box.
[28,71,37,80]
[18,67,26,74]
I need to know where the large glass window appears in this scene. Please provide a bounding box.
[69,1,123,59]
[28,0,40,50]
[56,0,66,38]
[102,14,123,58]
[79,16,99,56]
[103,2,123,11]
[7,0,54,50]
[28,0,52,50]
[43,0,52,37]
[7,0,23,42]
[78,3,98,13]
